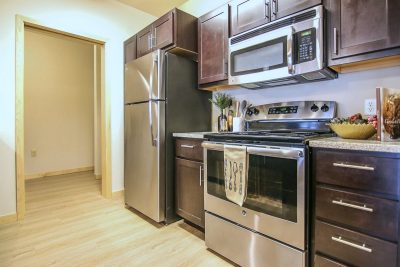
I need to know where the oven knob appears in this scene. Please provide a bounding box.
[321,104,330,112]
[311,104,319,112]
[241,210,247,216]
[253,108,260,115]
[246,109,253,116]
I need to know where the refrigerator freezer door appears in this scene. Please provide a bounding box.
[124,101,165,222]
[124,50,163,104]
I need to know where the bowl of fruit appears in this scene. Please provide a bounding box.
[329,113,377,140]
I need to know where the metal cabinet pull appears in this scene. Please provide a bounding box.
[180,144,195,149]
[332,199,373,212]
[148,34,152,49]
[333,27,338,55]
[332,236,372,253]
[333,162,374,171]
[199,165,203,186]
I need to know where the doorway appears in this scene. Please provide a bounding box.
[15,16,112,220]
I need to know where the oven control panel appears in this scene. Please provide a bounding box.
[268,105,299,115]
[246,101,337,121]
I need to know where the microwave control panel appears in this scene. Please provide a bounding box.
[295,28,316,64]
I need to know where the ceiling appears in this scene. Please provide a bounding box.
[117,0,189,17]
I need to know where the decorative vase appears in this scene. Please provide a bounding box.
[218,109,228,132]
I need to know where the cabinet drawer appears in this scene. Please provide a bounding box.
[315,221,397,267]
[175,138,203,161]
[316,186,398,242]
[314,254,347,267]
[314,149,400,197]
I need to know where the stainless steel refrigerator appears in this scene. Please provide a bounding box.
[124,49,211,223]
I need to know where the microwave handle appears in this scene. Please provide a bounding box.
[287,27,295,75]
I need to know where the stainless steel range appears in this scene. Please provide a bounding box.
[202,101,336,267]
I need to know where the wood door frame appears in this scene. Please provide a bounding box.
[15,15,112,220]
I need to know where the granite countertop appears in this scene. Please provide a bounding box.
[172,132,215,139]
[309,137,400,153]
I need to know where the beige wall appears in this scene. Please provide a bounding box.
[0,0,155,216]
[179,0,400,131]
[24,27,94,176]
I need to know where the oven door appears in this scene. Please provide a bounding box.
[203,142,306,250]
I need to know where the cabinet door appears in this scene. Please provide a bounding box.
[327,0,400,60]
[136,25,153,58]
[175,158,204,228]
[230,0,270,36]
[198,5,229,85]
[271,0,321,20]
[153,11,174,50]
[124,35,136,63]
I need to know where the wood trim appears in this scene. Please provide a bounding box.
[0,214,17,224]
[100,44,112,199]
[25,166,94,180]
[15,15,112,221]
[112,190,124,200]
[330,55,400,73]
[15,16,26,221]
[95,174,102,180]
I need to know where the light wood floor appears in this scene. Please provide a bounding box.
[0,171,233,267]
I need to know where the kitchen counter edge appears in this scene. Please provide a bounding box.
[309,137,400,153]
[172,132,214,139]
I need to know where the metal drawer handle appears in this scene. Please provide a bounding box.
[180,144,195,149]
[333,162,375,171]
[332,236,372,253]
[332,199,373,213]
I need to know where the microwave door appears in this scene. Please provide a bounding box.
[228,27,294,85]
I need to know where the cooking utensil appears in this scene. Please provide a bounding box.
[240,100,247,117]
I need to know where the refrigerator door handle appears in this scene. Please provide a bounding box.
[149,101,157,147]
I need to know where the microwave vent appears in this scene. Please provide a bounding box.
[231,9,317,45]
[261,78,299,86]
[301,72,326,81]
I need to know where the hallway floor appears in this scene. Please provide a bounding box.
[0,171,232,267]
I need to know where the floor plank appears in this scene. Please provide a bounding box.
[0,171,233,267]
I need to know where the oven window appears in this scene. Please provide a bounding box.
[207,150,297,222]
[230,36,287,76]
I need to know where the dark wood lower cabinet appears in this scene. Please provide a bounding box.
[175,156,204,228]
[312,148,400,267]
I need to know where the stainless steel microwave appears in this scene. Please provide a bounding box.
[228,5,337,89]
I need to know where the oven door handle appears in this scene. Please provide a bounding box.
[202,142,303,159]
[247,147,303,159]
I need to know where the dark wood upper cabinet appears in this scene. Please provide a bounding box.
[136,25,153,58]
[153,11,174,50]
[326,0,400,65]
[124,35,137,63]
[270,0,321,21]
[198,5,229,85]
[230,0,270,36]
[132,9,197,59]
